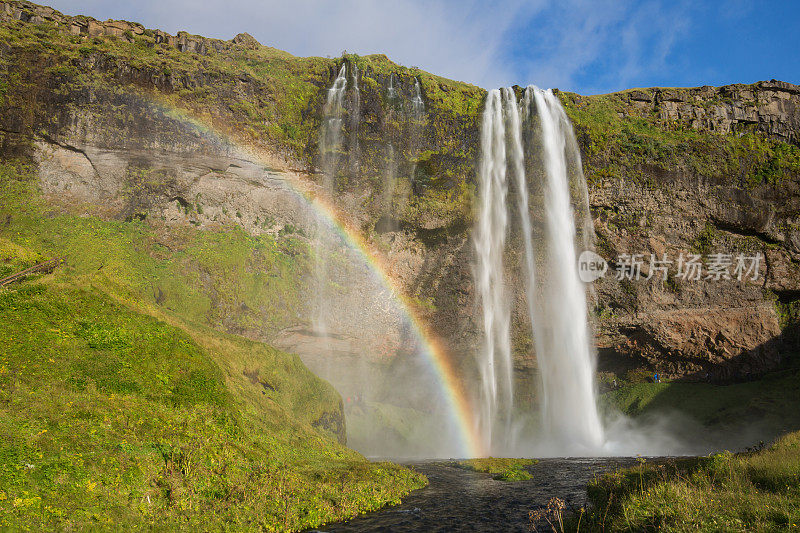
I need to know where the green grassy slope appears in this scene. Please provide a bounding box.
[0,163,426,529]
[1,156,311,336]
[575,431,800,531]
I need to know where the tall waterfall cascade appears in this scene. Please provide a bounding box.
[474,89,514,453]
[474,86,604,456]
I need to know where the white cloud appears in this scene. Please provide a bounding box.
[44,0,689,92]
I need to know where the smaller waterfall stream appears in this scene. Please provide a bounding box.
[387,73,398,100]
[320,65,347,193]
[313,65,349,344]
[382,143,396,216]
[309,67,467,458]
[409,77,425,175]
[349,64,361,177]
[411,78,424,118]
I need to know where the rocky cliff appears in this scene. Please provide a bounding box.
[565,84,800,381]
[2,0,799,393]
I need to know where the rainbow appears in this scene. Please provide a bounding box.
[145,93,486,458]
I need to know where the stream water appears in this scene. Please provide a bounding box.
[313,457,646,532]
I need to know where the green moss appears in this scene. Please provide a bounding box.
[746,139,800,187]
[775,298,800,330]
[401,180,474,229]
[454,458,537,481]
[0,237,44,279]
[692,221,718,255]
[560,91,800,191]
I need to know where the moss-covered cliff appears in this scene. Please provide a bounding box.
[560,85,800,380]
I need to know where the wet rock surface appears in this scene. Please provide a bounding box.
[315,458,641,532]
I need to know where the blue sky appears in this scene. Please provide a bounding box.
[44,0,799,94]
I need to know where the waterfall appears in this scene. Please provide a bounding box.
[313,65,348,342]
[382,142,397,217]
[527,86,603,453]
[474,89,514,453]
[320,64,347,193]
[387,73,397,100]
[411,78,424,119]
[473,87,603,456]
[409,77,425,165]
[502,88,537,362]
[309,67,471,458]
[349,64,360,177]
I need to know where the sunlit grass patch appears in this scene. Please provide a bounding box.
[454,457,537,481]
[576,432,800,531]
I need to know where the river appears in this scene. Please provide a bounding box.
[312,457,644,532]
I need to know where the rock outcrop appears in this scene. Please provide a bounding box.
[2,0,226,54]
[611,81,800,144]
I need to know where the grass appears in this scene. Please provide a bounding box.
[0,274,425,530]
[454,458,538,481]
[575,431,800,531]
[602,369,800,442]
[583,370,800,531]
[0,165,427,529]
[0,238,45,278]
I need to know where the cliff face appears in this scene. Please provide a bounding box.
[2,0,799,388]
[564,85,800,380]
[614,82,800,144]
